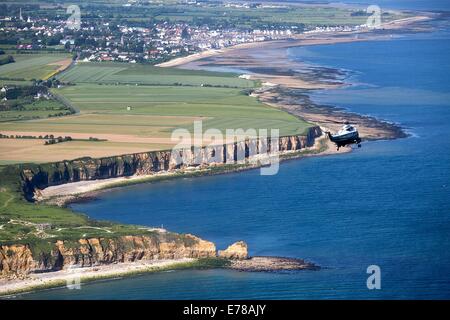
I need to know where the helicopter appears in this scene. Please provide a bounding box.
[325,123,362,151]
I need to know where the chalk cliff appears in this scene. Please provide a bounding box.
[20,127,321,200]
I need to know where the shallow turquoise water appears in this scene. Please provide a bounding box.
[19,24,450,300]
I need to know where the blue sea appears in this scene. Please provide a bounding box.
[19,17,450,300]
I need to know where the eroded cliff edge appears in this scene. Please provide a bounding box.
[1,128,322,280]
[20,127,322,201]
[0,234,216,277]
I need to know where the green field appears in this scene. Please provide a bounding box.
[0,53,71,80]
[2,84,311,134]
[56,84,310,135]
[0,165,180,251]
[57,62,256,87]
[145,4,408,27]
[0,79,32,87]
[57,1,406,28]
[0,44,309,163]
[0,82,311,163]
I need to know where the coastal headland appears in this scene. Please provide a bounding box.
[0,238,318,296]
[1,127,323,296]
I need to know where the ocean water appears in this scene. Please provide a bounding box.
[19,27,450,299]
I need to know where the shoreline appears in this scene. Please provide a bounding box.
[1,14,433,298]
[256,87,407,141]
[30,14,430,206]
[0,258,196,297]
[157,16,432,142]
[37,136,349,207]
[0,254,320,297]
[157,15,433,69]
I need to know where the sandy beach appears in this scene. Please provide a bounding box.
[157,15,432,70]
[35,171,178,206]
[0,258,194,297]
[155,40,279,68]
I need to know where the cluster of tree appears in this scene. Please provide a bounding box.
[0,133,72,141]
[350,10,391,17]
[1,133,30,139]
[1,85,47,100]
[0,55,14,66]
[0,84,74,120]
[0,4,40,17]
[350,10,371,17]
[0,31,21,45]
[45,136,73,145]
[33,78,61,88]
[47,111,73,117]
[44,136,104,145]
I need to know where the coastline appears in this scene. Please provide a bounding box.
[37,136,348,207]
[24,12,435,207]
[30,14,432,205]
[1,254,320,297]
[1,14,435,298]
[157,16,432,142]
[157,15,433,69]
[0,258,196,297]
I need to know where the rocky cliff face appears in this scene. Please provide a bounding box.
[0,234,216,276]
[20,127,321,200]
[218,241,248,260]
[2,129,323,278]
[0,244,35,276]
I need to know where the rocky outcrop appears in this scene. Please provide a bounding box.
[218,241,248,260]
[0,233,216,276]
[0,239,322,277]
[20,127,322,201]
[228,256,320,272]
[0,244,35,276]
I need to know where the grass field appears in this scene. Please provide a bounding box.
[57,62,255,87]
[148,4,408,27]
[74,2,407,28]
[0,83,311,163]
[0,165,173,250]
[0,47,309,164]
[0,79,32,87]
[0,53,71,80]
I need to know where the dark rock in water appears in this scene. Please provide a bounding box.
[228,256,319,272]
